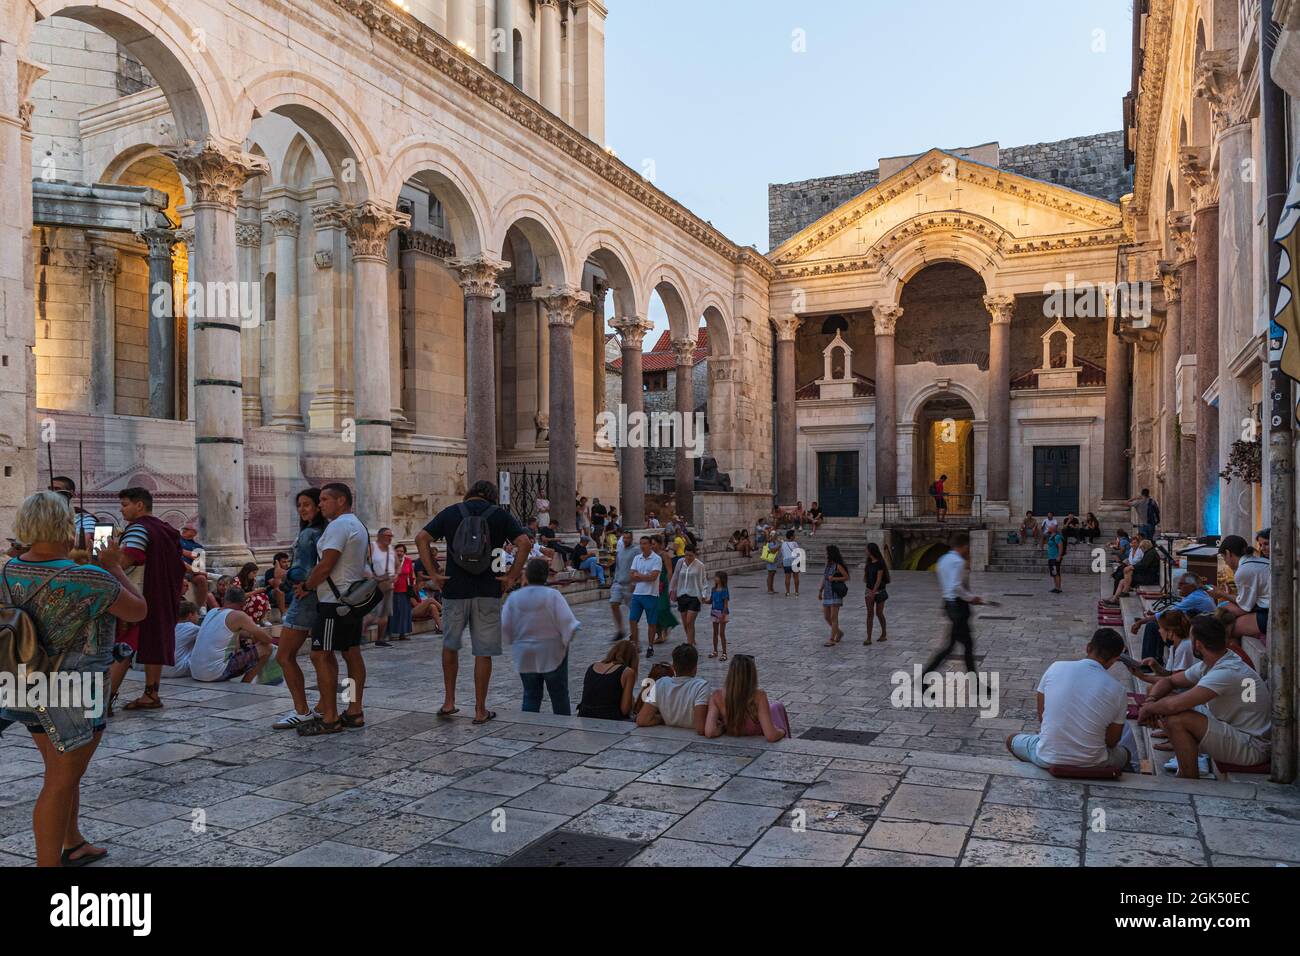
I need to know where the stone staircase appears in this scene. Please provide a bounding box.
[986,534,1098,574]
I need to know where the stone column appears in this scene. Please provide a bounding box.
[539,0,562,113]
[1196,50,1251,535]
[137,227,178,420]
[341,201,410,532]
[494,0,515,82]
[87,246,118,415]
[265,208,303,428]
[612,315,653,526]
[673,337,697,523]
[175,226,195,421]
[0,53,43,528]
[162,140,269,565]
[1158,261,1182,532]
[451,253,509,486]
[537,285,589,530]
[309,200,348,430]
[1103,318,1131,501]
[983,294,1015,505]
[592,279,607,437]
[234,220,263,425]
[773,314,801,506]
[1177,247,1199,526]
[1195,202,1220,534]
[872,304,902,504]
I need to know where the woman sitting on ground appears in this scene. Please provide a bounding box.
[1020,511,1039,546]
[576,639,641,721]
[1082,513,1102,543]
[704,654,790,742]
[1108,539,1158,603]
[736,529,753,558]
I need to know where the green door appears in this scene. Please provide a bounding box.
[817,452,860,518]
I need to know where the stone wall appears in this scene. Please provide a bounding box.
[768,132,1132,250]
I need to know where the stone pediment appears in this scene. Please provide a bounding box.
[771,148,1124,267]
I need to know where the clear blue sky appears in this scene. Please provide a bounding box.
[604,0,1133,337]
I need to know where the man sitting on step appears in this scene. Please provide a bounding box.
[1138,615,1272,778]
[1006,628,1130,772]
[1130,572,1214,664]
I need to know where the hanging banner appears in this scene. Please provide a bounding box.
[1271,163,1300,417]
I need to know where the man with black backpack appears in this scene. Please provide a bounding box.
[1127,488,1160,541]
[416,480,530,725]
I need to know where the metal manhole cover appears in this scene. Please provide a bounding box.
[501,829,644,867]
[798,726,879,746]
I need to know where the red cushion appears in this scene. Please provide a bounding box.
[1048,765,1123,780]
[1215,761,1270,774]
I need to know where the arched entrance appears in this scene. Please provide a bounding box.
[914,393,975,515]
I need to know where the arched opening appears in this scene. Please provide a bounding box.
[914,393,976,514]
[512,29,525,90]
[896,262,990,368]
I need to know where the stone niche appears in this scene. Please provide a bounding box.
[1036,318,1082,389]
[817,330,856,400]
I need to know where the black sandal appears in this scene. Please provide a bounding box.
[61,842,108,867]
[339,712,365,729]
[296,718,344,737]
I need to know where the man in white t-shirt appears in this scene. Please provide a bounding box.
[295,482,370,735]
[609,530,637,639]
[628,536,664,654]
[779,530,803,596]
[161,601,201,678]
[1139,615,1272,777]
[1007,628,1130,771]
[367,527,398,647]
[636,643,710,733]
[1211,534,1270,651]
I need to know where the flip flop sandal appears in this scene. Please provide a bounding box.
[296,718,344,737]
[472,711,497,726]
[719,655,727,662]
[437,707,460,718]
[123,686,163,711]
[61,842,108,867]
[708,652,717,658]
[340,712,366,729]
[1152,742,1174,752]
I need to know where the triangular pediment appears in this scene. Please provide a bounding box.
[772,148,1124,266]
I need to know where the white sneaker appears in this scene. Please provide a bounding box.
[273,710,320,730]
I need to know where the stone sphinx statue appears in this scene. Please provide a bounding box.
[695,456,732,492]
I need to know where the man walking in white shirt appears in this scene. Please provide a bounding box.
[923,533,986,675]
[368,527,397,647]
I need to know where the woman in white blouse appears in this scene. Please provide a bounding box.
[669,546,710,648]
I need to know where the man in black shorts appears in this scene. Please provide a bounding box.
[296,483,371,735]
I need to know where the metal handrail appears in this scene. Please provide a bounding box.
[882,494,984,527]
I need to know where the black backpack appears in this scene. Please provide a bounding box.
[1148,499,1161,526]
[450,503,498,574]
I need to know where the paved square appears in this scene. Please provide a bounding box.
[3,568,1298,867]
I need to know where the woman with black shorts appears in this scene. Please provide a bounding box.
[864,541,890,645]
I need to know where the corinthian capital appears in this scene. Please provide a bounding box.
[871,304,903,336]
[983,294,1016,325]
[1167,210,1194,263]
[1159,261,1180,303]
[449,252,511,299]
[1193,48,1248,131]
[672,338,699,366]
[17,59,47,132]
[87,248,119,283]
[161,139,269,210]
[773,314,801,342]
[136,227,179,259]
[263,209,302,238]
[611,315,654,349]
[533,285,591,327]
[341,201,411,262]
[235,221,263,248]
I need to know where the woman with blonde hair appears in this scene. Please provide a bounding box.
[704,654,790,742]
[576,639,641,721]
[0,491,146,866]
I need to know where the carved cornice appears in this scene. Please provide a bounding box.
[872,304,903,336]
[773,153,1121,265]
[336,201,411,261]
[326,0,772,279]
[449,252,510,298]
[672,338,698,366]
[399,228,456,258]
[773,314,802,342]
[610,315,654,349]
[312,201,346,230]
[1194,48,1250,134]
[1131,0,1174,217]
[162,139,269,210]
[263,209,302,238]
[534,285,590,326]
[983,294,1016,325]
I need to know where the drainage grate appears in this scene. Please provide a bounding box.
[501,829,645,867]
[799,726,879,746]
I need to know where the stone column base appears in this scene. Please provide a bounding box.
[201,543,257,576]
[982,501,1012,524]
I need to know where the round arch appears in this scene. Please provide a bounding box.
[641,263,695,340]
[696,293,732,357]
[239,71,384,203]
[575,229,642,318]
[384,140,492,258]
[902,382,986,424]
[36,0,226,141]
[491,194,575,286]
[877,214,1008,305]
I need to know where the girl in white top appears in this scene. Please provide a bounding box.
[669,549,710,647]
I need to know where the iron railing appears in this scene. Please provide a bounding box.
[882,494,983,528]
[505,467,549,524]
